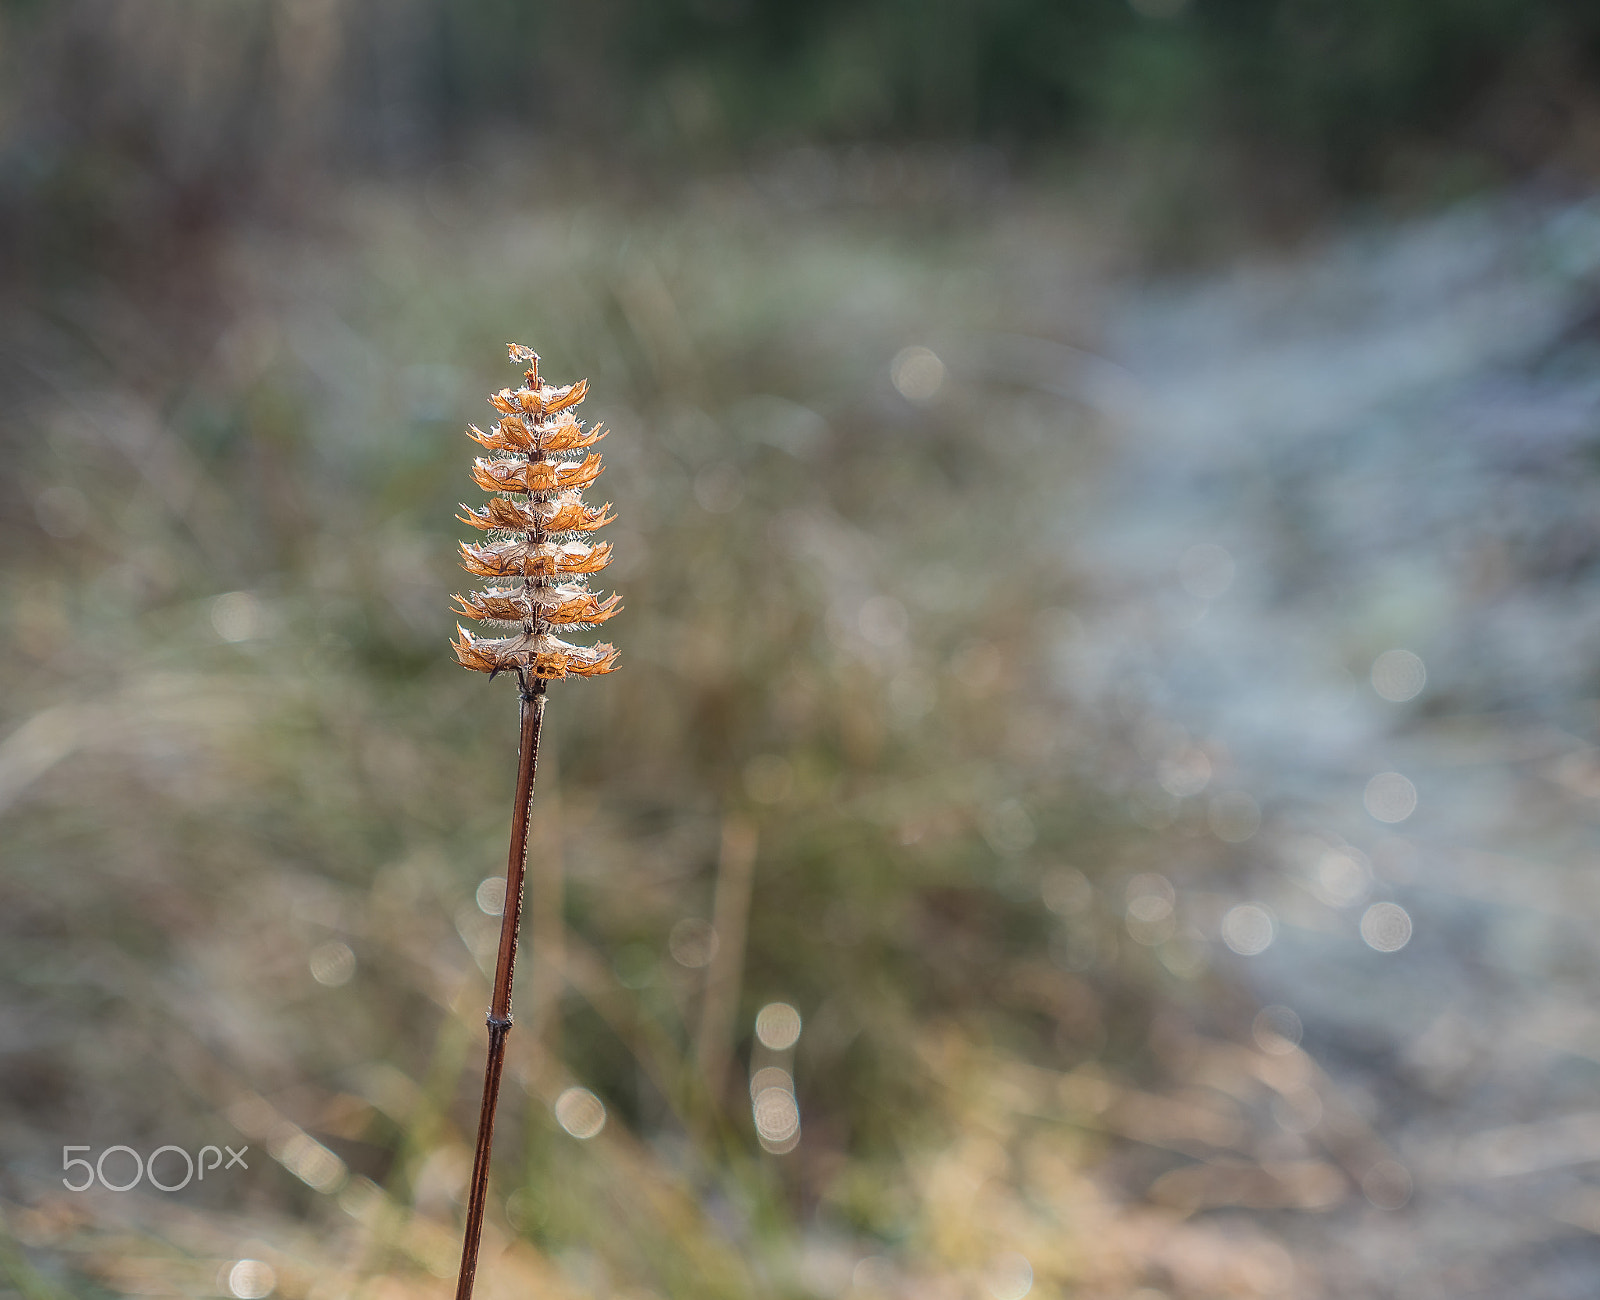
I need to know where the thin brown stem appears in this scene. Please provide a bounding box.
[454,676,547,1300]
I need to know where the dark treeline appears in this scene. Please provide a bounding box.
[4,0,1600,275]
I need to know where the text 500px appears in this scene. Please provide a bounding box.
[62,1144,248,1191]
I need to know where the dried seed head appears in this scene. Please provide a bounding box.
[452,345,620,680]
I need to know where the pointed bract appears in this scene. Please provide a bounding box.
[487,377,589,420]
[452,626,620,678]
[452,586,622,626]
[458,538,612,579]
[471,452,604,496]
[466,412,608,455]
[456,492,616,534]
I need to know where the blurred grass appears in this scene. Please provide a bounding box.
[0,166,1348,1296]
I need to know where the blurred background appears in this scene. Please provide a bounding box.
[7,2,1600,1297]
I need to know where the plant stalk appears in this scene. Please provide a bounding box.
[454,674,547,1300]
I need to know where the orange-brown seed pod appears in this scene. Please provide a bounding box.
[458,539,613,580]
[452,587,622,626]
[508,377,588,416]
[541,494,616,532]
[470,452,605,496]
[451,626,619,678]
[467,413,608,455]
[455,493,616,534]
